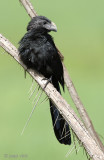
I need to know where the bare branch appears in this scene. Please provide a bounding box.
[0,33,104,159]
[19,0,104,152]
[19,0,37,17]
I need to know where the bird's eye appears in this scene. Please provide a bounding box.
[43,21,47,25]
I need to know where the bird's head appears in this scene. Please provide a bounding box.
[27,16,57,32]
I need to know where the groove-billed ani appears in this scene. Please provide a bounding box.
[18,16,71,145]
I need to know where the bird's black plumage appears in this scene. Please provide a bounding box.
[18,16,71,145]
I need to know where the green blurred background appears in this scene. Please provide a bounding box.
[0,0,104,159]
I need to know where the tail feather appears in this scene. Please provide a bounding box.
[50,77,71,145]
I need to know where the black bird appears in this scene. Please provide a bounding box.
[18,16,71,145]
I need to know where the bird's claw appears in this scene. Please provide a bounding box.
[42,76,52,89]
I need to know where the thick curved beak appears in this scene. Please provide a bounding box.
[45,22,57,32]
[50,22,57,32]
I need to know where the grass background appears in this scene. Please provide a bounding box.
[0,0,104,159]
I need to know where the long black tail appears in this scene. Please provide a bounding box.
[50,77,71,145]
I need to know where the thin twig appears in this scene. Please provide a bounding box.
[18,0,104,152]
[0,34,104,160]
[21,89,44,135]
[29,84,38,99]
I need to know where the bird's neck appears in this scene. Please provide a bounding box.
[29,28,48,37]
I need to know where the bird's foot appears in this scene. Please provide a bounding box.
[42,76,52,89]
